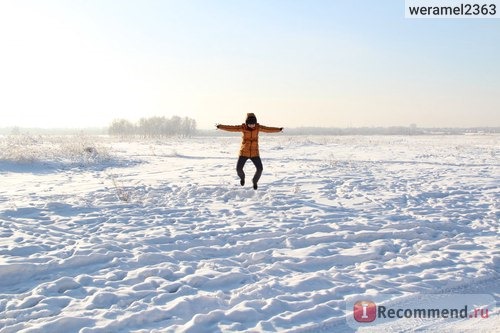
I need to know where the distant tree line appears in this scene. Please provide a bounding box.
[108,116,197,137]
[273,126,500,136]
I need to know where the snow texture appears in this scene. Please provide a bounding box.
[0,134,498,332]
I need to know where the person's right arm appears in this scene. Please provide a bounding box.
[216,124,244,132]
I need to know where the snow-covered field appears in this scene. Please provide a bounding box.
[0,134,498,332]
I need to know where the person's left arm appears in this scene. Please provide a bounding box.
[259,125,283,133]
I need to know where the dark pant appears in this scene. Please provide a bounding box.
[236,156,263,183]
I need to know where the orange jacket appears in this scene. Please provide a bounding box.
[217,123,282,157]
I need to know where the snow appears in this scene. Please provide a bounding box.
[0,134,498,332]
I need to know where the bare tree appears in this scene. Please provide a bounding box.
[109,119,136,136]
[109,116,197,137]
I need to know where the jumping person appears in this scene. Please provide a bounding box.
[216,113,283,190]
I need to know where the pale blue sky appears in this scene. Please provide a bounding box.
[0,0,499,128]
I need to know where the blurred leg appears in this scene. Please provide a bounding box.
[236,156,248,185]
[250,157,263,185]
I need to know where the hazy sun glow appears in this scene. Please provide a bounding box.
[0,0,499,129]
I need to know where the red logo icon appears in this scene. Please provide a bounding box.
[354,300,377,322]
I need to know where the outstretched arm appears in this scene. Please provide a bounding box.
[216,124,244,132]
[259,125,283,133]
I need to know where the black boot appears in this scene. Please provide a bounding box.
[240,178,245,186]
[253,181,258,190]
